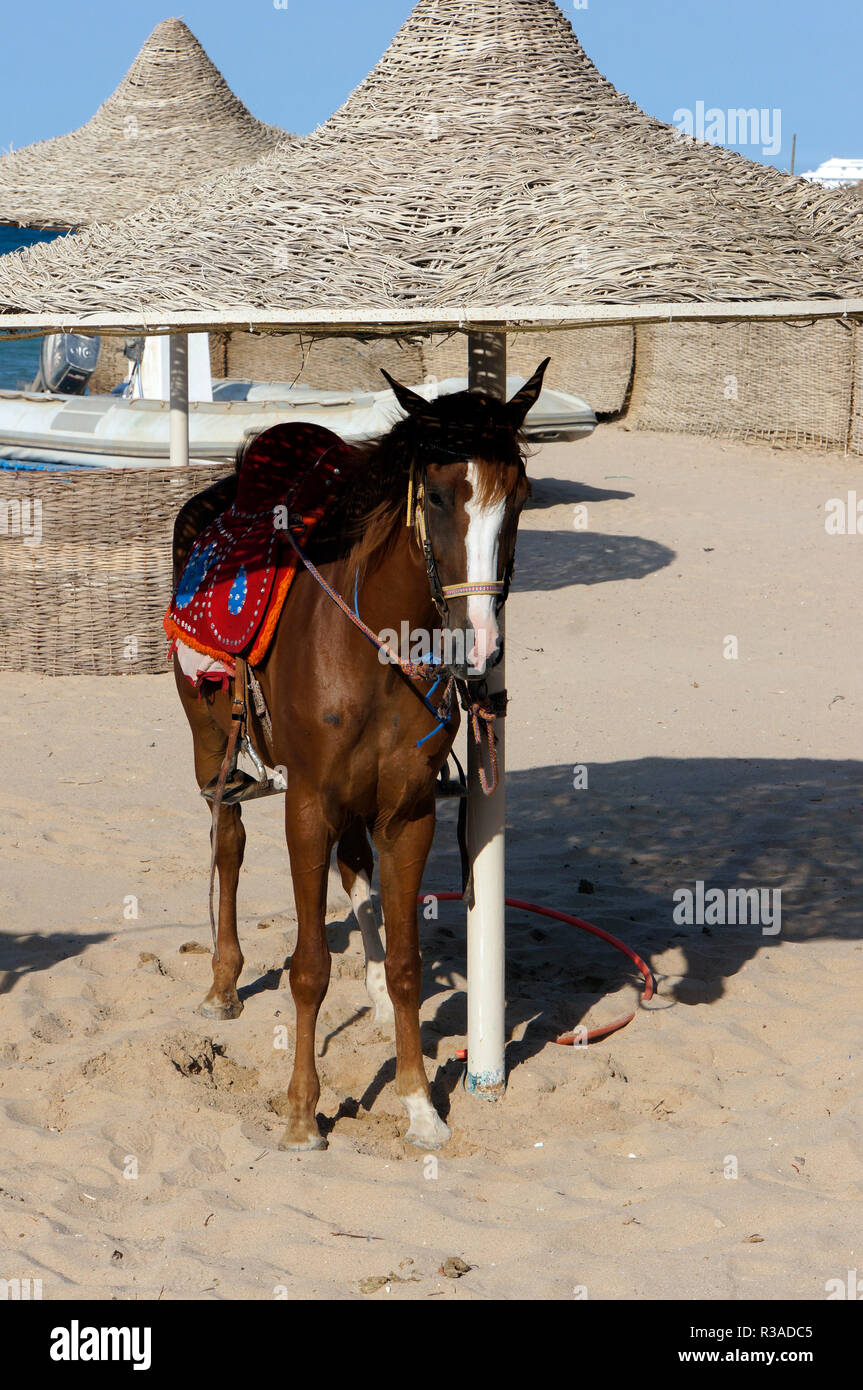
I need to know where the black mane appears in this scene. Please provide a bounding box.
[313,387,528,567]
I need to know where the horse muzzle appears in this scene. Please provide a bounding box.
[444,632,504,682]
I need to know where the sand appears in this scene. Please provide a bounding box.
[1,423,861,1301]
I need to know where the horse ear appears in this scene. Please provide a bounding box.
[507,358,551,428]
[381,369,427,418]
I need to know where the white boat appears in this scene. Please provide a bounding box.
[0,376,596,471]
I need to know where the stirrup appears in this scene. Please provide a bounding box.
[201,734,287,806]
[201,769,286,805]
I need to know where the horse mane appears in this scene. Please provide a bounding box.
[315,389,530,576]
[327,428,413,571]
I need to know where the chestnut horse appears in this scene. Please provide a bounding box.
[172,361,548,1150]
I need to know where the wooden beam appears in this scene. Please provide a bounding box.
[2,298,863,341]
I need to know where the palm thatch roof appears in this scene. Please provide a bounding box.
[0,18,289,231]
[0,0,861,335]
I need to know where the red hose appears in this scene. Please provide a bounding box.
[420,892,655,1048]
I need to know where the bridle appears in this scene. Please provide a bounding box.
[406,455,515,626]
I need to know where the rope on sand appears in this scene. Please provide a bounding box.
[421,891,655,1051]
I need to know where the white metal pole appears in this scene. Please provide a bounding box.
[465,331,507,1101]
[169,333,190,467]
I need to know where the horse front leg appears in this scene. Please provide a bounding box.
[375,803,451,1150]
[280,785,334,1151]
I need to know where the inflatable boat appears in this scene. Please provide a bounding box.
[0,376,596,471]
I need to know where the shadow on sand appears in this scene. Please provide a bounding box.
[513,528,675,591]
[0,930,114,997]
[414,757,863,1068]
[525,476,634,510]
[307,754,862,1096]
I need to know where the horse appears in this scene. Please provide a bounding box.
[172,359,549,1151]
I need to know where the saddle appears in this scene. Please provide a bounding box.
[164,422,359,666]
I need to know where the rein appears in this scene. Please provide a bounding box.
[284,491,505,796]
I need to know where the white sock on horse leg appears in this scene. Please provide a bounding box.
[402,1090,451,1149]
[349,873,394,1025]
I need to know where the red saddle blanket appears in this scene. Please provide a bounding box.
[164,422,358,665]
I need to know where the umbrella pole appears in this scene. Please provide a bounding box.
[169,333,190,466]
[465,331,508,1101]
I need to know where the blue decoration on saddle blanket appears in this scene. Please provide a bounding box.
[175,542,217,611]
[165,422,359,665]
[227,566,248,616]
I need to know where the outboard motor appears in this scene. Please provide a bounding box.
[32,332,100,394]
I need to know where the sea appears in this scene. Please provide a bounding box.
[0,225,63,389]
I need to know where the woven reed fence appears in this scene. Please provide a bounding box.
[627,320,855,451]
[208,327,634,414]
[88,338,130,396]
[0,464,230,676]
[850,326,863,455]
[423,329,634,414]
[5,315,859,680]
[216,332,426,393]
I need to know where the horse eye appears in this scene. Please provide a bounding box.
[428,490,445,508]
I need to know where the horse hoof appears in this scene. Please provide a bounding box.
[406,1124,452,1151]
[198,999,243,1021]
[402,1092,451,1150]
[278,1128,328,1153]
[405,1113,452,1151]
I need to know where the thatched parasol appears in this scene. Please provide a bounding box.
[0,17,289,232]
[0,0,861,329]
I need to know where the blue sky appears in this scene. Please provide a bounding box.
[0,0,859,175]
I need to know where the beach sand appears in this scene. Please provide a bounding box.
[1,423,861,1300]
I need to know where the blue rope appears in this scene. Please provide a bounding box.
[416,716,449,749]
[353,567,448,747]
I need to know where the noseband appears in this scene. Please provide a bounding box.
[407,458,512,623]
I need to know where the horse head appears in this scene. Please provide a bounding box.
[381,358,549,677]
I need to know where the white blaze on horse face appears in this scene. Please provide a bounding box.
[464,462,505,672]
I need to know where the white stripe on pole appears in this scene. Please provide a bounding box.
[465,331,507,1101]
[169,333,189,467]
